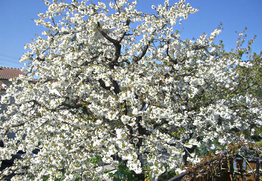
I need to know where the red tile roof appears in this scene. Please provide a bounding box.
[0,67,26,90]
[0,67,26,79]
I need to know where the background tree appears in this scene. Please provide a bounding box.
[235,52,262,100]
[232,32,262,140]
[0,0,261,180]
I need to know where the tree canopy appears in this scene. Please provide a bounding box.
[0,0,261,180]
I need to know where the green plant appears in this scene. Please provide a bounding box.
[109,161,142,181]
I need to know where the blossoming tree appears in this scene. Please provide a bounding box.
[1,0,261,180]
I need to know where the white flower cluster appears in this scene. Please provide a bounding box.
[0,0,261,180]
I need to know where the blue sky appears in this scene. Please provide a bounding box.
[0,0,261,68]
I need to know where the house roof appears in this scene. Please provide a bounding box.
[0,67,26,90]
[0,67,25,79]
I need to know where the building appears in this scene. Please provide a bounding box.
[0,67,25,116]
[0,66,26,138]
[0,67,26,113]
[0,67,32,178]
[0,66,25,146]
[0,66,25,93]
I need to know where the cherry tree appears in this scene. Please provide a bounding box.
[1,0,261,180]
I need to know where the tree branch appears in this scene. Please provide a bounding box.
[97,20,131,68]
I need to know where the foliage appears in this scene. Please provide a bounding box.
[257,140,262,148]
[109,161,141,181]
[233,32,262,141]
[0,0,261,180]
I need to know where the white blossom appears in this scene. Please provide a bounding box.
[0,0,260,180]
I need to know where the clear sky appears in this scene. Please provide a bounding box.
[0,0,261,68]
